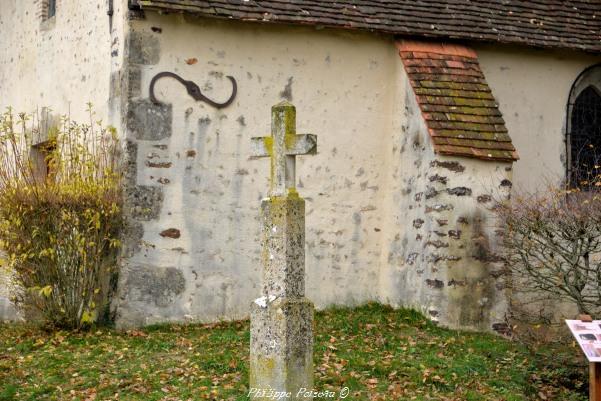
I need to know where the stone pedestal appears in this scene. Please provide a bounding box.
[250,297,313,400]
[250,195,314,399]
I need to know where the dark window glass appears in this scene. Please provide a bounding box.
[569,86,601,188]
[48,0,56,18]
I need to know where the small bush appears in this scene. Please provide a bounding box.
[0,107,122,329]
[497,182,601,317]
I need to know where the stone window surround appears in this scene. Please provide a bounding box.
[37,0,58,31]
[566,63,601,188]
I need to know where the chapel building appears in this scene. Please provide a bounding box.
[1,0,600,331]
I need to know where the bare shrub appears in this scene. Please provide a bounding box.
[0,106,122,329]
[497,182,601,317]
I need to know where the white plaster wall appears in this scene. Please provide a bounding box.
[475,44,601,192]
[116,14,403,326]
[0,0,118,121]
[379,69,512,330]
[0,0,126,320]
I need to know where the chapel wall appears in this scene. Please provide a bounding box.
[378,70,512,331]
[0,0,125,321]
[0,0,119,122]
[475,44,601,192]
[114,13,404,327]
[476,45,601,323]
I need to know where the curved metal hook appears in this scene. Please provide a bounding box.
[149,71,237,109]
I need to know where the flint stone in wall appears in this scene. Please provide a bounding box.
[430,160,465,173]
[429,174,448,185]
[425,204,453,213]
[492,322,511,336]
[127,99,172,140]
[446,187,472,196]
[406,252,418,265]
[448,230,462,239]
[426,279,444,289]
[425,186,439,199]
[426,240,449,249]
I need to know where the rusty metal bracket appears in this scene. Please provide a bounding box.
[149,71,237,109]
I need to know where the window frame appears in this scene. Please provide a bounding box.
[47,0,56,19]
[565,64,601,189]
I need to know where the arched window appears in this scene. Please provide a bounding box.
[567,66,601,189]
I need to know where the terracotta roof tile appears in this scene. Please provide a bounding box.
[138,0,601,53]
[399,40,518,162]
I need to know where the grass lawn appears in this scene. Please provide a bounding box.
[0,303,588,401]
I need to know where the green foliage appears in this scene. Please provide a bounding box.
[0,304,588,400]
[0,106,122,329]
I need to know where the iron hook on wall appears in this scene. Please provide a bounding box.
[149,71,237,109]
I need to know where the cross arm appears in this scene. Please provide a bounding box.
[250,134,317,158]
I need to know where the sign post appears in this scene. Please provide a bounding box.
[566,315,601,401]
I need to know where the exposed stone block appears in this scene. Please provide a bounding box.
[126,185,164,220]
[122,220,144,258]
[127,99,172,140]
[124,264,186,308]
[124,140,139,186]
[126,65,142,98]
[128,30,160,65]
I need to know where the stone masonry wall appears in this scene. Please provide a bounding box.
[379,69,512,331]
[113,12,402,327]
[3,3,597,328]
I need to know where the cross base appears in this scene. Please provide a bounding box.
[250,297,314,400]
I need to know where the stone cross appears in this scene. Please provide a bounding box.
[249,101,317,400]
[251,101,317,196]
